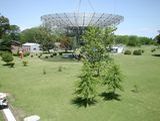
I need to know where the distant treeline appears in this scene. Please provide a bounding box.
[114,35,156,46]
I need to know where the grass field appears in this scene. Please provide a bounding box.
[0,46,160,121]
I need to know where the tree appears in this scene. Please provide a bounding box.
[102,62,123,94]
[75,60,97,107]
[20,27,55,52]
[155,34,160,44]
[9,25,21,41]
[20,27,40,43]
[127,35,139,46]
[0,39,12,51]
[0,15,21,52]
[75,27,122,106]
[58,35,73,51]
[0,15,10,39]
[37,27,55,52]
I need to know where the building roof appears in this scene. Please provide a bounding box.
[23,43,40,46]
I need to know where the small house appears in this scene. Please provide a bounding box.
[22,43,40,53]
[111,45,124,53]
[11,40,21,54]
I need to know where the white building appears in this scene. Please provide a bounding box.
[22,43,40,53]
[111,45,124,53]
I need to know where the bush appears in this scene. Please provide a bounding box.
[0,51,4,56]
[50,55,53,58]
[1,52,14,64]
[124,50,131,55]
[52,53,57,56]
[45,56,48,59]
[22,61,28,66]
[133,50,142,55]
[43,68,46,75]
[58,66,62,72]
[59,52,62,55]
[24,52,30,57]
[151,48,156,52]
[38,53,43,58]
[30,55,33,58]
[40,53,43,56]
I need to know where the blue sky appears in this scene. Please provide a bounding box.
[0,0,160,38]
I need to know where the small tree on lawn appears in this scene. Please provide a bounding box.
[75,60,97,107]
[75,27,115,105]
[75,26,123,106]
[102,62,123,94]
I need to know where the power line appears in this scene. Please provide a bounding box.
[88,0,95,12]
[77,0,82,13]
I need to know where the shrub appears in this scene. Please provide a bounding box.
[59,52,63,56]
[52,53,57,56]
[45,56,48,59]
[43,51,49,54]
[124,50,131,55]
[151,48,156,52]
[30,55,33,58]
[0,51,4,56]
[43,68,46,75]
[24,52,30,57]
[58,66,62,72]
[141,49,144,53]
[40,53,43,56]
[1,52,14,64]
[50,55,53,58]
[22,61,28,66]
[133,50,142,55]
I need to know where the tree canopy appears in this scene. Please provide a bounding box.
[0,15,21,51]
[0,15,10,39]
[114,35,154,46]
[75,27,123,107]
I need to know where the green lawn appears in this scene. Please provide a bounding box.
[0,111,4,121]
[0,46,160,121]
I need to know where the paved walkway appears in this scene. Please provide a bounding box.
[3,108,16,121]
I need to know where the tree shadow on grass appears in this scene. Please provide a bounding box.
[2,63,10,66]
[100,92,121,101]
[71,97,97,108]
[2,63,14,68]
[152,54,160,57]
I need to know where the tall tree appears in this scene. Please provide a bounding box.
[20,27,55,52]
[9,25,20,40]
[75,27,121,106]
[0,15,21,51]
[155,34,160,44]
[0,15,10,39]
[36,27,55,52]
[58,35,73,51]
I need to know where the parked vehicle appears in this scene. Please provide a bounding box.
[0,93,8,107]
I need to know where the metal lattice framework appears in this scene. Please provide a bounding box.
[41,13,124,30]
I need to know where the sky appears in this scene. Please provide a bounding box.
[0,0,160,38]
